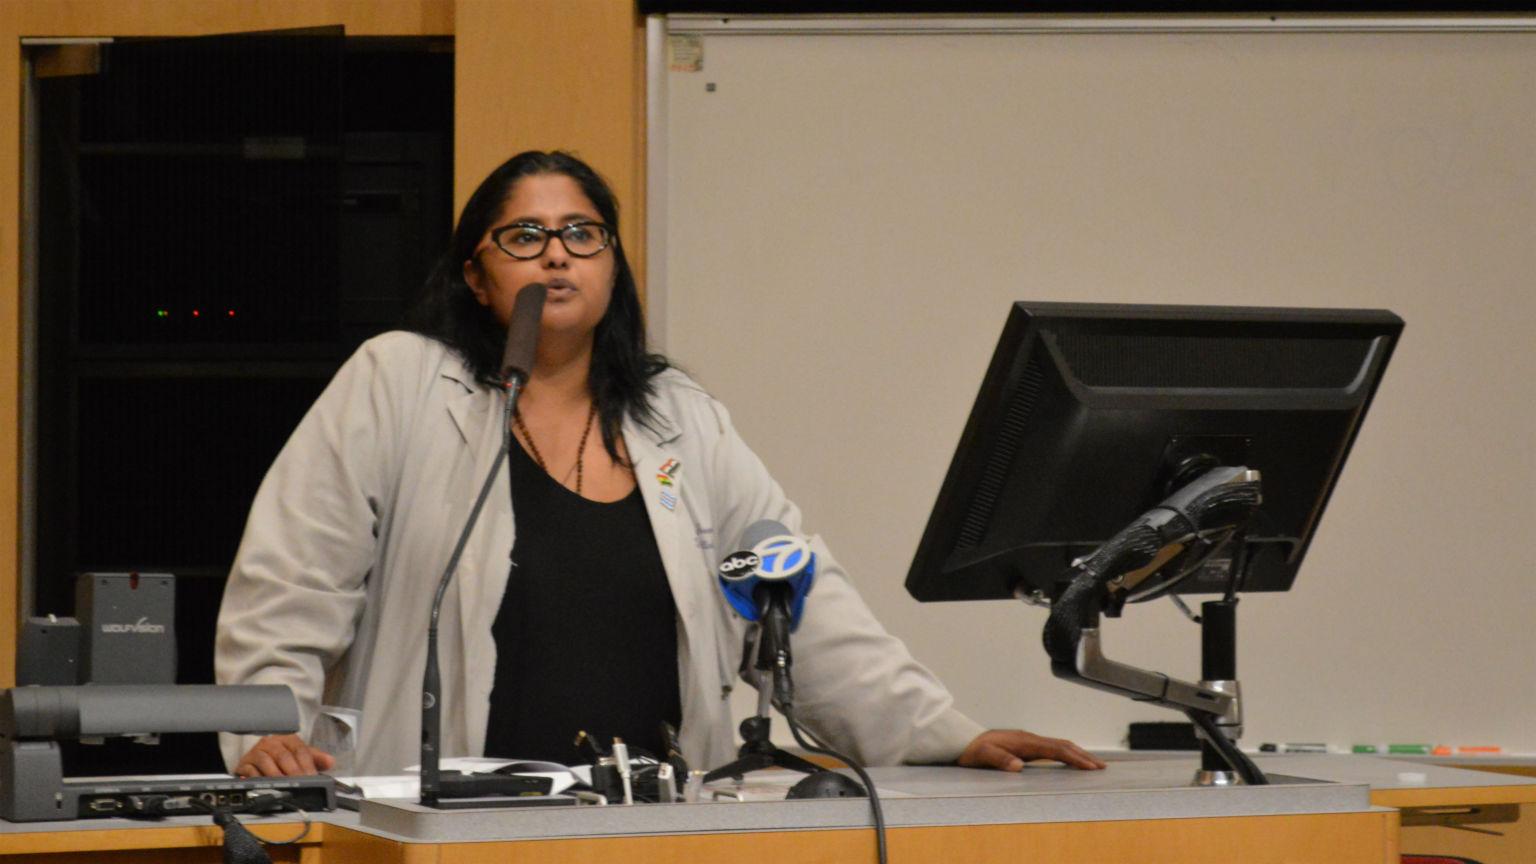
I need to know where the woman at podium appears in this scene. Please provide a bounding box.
[215,151,1104,779]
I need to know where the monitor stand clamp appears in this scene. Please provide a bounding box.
[1191,679,1243,786]
[1191,597,1246,787]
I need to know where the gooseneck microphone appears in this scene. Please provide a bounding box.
[500,283,545,383]
[420,282,545,807]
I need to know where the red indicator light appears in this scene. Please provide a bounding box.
[227,309,235,317]
[192,309,201,318]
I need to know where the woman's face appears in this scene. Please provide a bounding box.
[463,172,617,340]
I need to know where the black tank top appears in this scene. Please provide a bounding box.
[483,439,682,764]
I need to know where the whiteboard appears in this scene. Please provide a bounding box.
[651,17,1536,754]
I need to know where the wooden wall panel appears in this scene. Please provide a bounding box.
[1,0,645,686]
[1,0,629,685]
[0,1,453,38]
[1,0,646,686]
[453,0,647,296]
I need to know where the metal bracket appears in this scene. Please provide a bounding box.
[1073,628,1234,716]
[1400,802,1519,837]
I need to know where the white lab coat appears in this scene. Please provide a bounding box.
[216,331,984,775]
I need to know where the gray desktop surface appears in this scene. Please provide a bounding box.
[1387,754,1536,770]
[1252,753,1536,791]
[355,758,1375,844]
[12,755,1515,844]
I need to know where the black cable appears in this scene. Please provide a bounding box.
[1223,531,1249,602]
[211,809,272,864]
[185,794,311,859]
[184,799,270,864]
[783,708,888,864]
[251,801,312,846]
[1186,709,1268,785]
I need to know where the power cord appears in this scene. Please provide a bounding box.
[243,793,313,845]
[783,709,888,864]
[207,807,272,864]
[122,789,312,863]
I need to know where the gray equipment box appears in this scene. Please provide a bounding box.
[0,684,329,822]
[16,616,81,685]
[75,572,177,684]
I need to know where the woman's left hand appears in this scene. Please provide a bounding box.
[958,729,1107,771]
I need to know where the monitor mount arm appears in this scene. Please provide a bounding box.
[1038,465,1268,785]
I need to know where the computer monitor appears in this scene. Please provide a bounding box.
[906,302,1402,605]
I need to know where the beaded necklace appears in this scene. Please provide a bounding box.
[513,402,599,494]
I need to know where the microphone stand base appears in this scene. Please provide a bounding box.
[703,715,823,784]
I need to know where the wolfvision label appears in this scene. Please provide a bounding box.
[100,617,166,634]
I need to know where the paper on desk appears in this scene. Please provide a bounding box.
[342,757,586,799]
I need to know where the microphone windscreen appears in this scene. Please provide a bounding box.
[500,283,547,382]
[738,519,790,551]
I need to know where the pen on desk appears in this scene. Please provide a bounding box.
[612,737,634,805]
[656,763,676,803]
[574,730,605,761]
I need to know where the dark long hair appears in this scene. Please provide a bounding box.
[402,150,670,464]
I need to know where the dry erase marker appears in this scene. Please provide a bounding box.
[1259,742,1331,753]
[1457,746,1502,754]
[1387,744,1432,755]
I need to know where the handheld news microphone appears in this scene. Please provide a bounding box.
[717,519,816,630]
[421,282,545,807]
[719,520,817,710]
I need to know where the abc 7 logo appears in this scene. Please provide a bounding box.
[718,552,761,581]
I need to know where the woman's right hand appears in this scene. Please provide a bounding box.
[234,733,336,777]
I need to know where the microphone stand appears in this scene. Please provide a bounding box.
[419,376,522,807]
[703,587,822,783]
[417,282,545,808]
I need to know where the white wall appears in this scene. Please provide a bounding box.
[654,20,1536,753]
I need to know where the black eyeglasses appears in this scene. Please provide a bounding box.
[490,221,614,260]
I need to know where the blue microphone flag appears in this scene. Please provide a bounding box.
[717,520,817,629]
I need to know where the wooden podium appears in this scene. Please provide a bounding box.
[0,756,1463,863]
